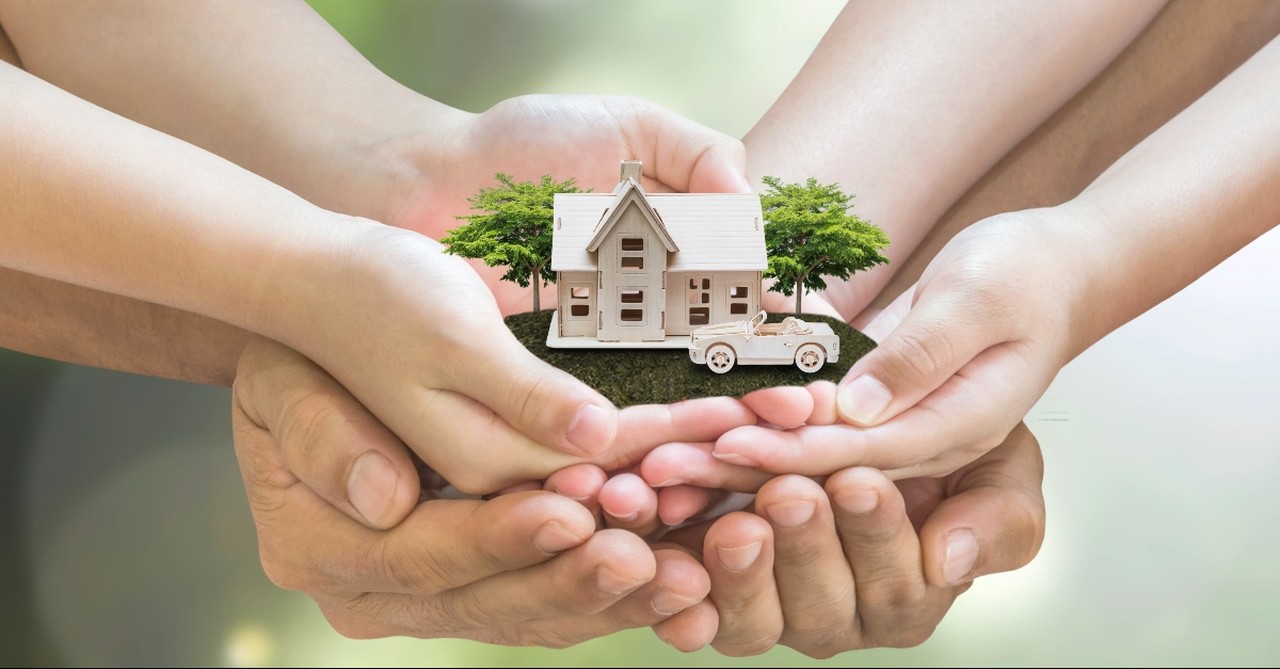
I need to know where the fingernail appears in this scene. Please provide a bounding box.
[837,375,892,426]
[736,173,754,193]
[651,477,686,488]
[567,404,611,455]
[943,529,979,585]
[609,509,640,523]
[651,588,696,616]
[834,489,878,515]
[712,449,760,468]
[597,567,646,595]
[715,541,763,572]
[766,500,816,528]
[533,520,587,554]
[348,451,397,526]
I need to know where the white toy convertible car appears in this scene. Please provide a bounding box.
[689,311,840,374]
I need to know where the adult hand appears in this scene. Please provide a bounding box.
[230,336,715,646]
[384,94,753,315]
[659,424,1046,657]
[706,211,1076,479]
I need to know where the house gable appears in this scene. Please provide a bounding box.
[586,180,679,254]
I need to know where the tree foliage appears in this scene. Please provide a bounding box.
[442,173,585,312]
[760,176,890,315]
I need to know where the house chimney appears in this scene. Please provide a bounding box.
[619,160,643,185]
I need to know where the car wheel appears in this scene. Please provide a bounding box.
[706,344,736,374]
[795,344,825,373]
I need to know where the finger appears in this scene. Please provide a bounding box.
[599,473,662,537]
[640,441,772,493]
[712,342,1042,477]
[920,423,1046,587]
[346,529,658,639]
[233,338,419,529]
[703,512,783,657]
[804,381,841,425]
[853,284,915,339]
[652,599,719,653]
[754,476,855,657]
[515,547,712,648]
[656,485,715,526]
[835,284,1003,427]
[741,386,814,429]
[612,96,752,194]
[544,463,608,513]
[452,338,620,458]
[275,490,595,596]
[826,467,953,647]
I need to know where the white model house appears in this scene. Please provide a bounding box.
[548,160,766,346]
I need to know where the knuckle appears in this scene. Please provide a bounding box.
[787,623,853,659]
[434,586,501,630]
[862,577,929,612]
[322,606,383,640]
[375,535,452,597]
[257,543,311,593]
[277,390,345,459]
[714,630,783,658]
[886,621,939,648]
[886,326,953,386]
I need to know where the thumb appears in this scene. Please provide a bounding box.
[621,97,752,194]
[837,284,997,427]
[233,338,420,530]
[919,424,1046,587]
[455,332,620,458]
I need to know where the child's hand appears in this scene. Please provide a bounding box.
[702,210,1079,480]
[252,224,754,494]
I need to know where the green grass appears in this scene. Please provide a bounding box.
[506,310,876,406]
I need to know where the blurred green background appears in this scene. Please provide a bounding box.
[3,0,1279,665]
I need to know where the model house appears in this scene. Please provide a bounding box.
[548,160,766,346]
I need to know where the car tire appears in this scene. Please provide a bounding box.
[706,344,736,374]
[795,344,825,373]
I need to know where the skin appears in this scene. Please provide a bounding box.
[707,33,1280,482]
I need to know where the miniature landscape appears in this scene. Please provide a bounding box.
[506,309,877,406]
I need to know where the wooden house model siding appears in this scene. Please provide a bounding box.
[551,161,766,344]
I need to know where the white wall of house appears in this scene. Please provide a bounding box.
[556,271,598,337]
[664,270,761,335]
[596,203,667,342]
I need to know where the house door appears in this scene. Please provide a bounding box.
[686,275,712,329]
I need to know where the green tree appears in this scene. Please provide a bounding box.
[442,173,585,313]
[760,176,890,315]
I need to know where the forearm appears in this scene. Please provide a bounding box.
[0,61,359,341]
[0,0,459,225]
[0,268,246,386]
[744,0,1166,320]
[1064,36,1280,357]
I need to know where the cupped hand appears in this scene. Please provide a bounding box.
[705,211,1080,479]
[387,94,752,315]
[656,423,1045,657]
[262,225,755,494]
[230,336,716,646]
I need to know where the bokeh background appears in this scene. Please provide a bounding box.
[3,0,1279,665]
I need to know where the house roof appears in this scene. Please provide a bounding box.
[586,179,679,253]
[551,186,766,272]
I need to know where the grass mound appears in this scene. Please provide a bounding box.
[505,310,876,406]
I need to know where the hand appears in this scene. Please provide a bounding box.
[705,211,1078,479]
[385,94,753,314]
[659,424,1046,657]
[230,336,716,647]
[260,225,756,494]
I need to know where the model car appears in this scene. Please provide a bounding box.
[688,311,839,374]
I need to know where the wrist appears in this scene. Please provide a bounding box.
[1030,201,1120,362]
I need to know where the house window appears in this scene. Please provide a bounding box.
[621,238,645,252]
[728,284,749,315]
[621,256,644,270]
[620,290,644,304]
[567,285,592,318]
[689,307,710,325]
[688,275,712,324]
[620,309,644,322]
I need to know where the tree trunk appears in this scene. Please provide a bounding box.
[532,264,542,313]
[794,279,803,315]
